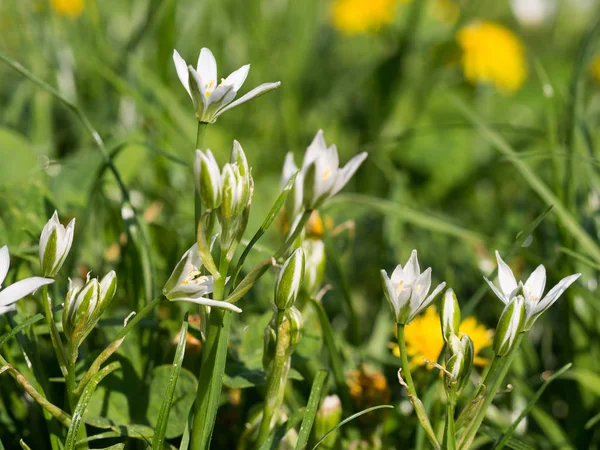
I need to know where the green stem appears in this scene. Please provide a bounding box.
[256,311,291,446]
[396,323,416,397]
[274,209,312,259]
[458,334,524,450]
[195,121,208,236]
[40,286,68,378]
[190,253,231,450]
[445,399,457,450]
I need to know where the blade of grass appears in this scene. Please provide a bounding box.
[232,172,298,288]
[295,370,329,450]
[449,93,600,265]
[585,411,600,430]
[257,408,306,450]
[494,363,572,449]
[310,299,352,411]
[311,405,393,450]
[152,314,189,450]
[463,205,553,316]
[326,194,485,244]
[65,362,121,450]
[558,246,600,271]
[0,313,45,348]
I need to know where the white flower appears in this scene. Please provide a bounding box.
[510,0,555,27]
[380,250,446,324]
[484,251,581,330]
[163,244,241,313]
[173,47,281,123]
[0,246,54,314]
[282,130,368,213]
[39,211,75,277]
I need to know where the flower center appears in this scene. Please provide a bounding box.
[205,80,216,97]
[322,166,331,181]
[396,280,404,293]
[183,269,208,285]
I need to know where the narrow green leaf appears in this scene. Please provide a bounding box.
[225,257,275,304]
[310,299,352,410]
[585,411,600,430]
[233,171,298,287]
[65,362,121,450]
[19,440,31,450]
[558,246,600,271]
[257,408,305,450]
[311,405,393,450]
[0,313,45,348]
[152,314,189,450]
[295,370,329,450]
[494,363,572,449]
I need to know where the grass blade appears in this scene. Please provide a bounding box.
[311,405,393,450]
[0,313,45,348]
[310,299,352,411]
[295,370,329,450]
[257,408,305,450]
[152,314,189,450]
[64,362,121,450]
[494,363,572,449]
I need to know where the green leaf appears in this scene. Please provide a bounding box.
[0,313,45,348]
[257,408,305,450]
[310,299,352,411]
[0,127,38,188]
[223,367,303,389]
[152,315,189,449]
[65,362,121,450]
[295,370,329,450]
[311,405,393,450]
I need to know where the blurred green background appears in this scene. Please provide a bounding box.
[1,0,600,448]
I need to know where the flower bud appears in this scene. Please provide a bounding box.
[220,163,245,220]
[284,305,304,348]
[441,288,461,343]
[445,334,474,395]
[313,395,342,449]
[274,249,305,310]
[262,316,277,371]
[301,239,326,295]
[63,271,117,350]
[493,295,525,356]
[39,211,75,277]
[230,140,249,179]
[194,150,222,210]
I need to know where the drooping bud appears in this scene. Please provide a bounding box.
[194,150,222,210]
[441,288,461,343]
[63,271,117,352]
[274,249,305,310]
[39,211,75,277]
[301,239,326,295]
[313,395,342,450]
[493,295,525,356]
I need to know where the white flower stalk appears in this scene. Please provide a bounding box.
[163,244,241,313]
[485,251,581,330]
[39,211,75,277]
[282,130,368,213]
[195,149,222,210]
[0,245,54,315]
[381,250,446,324]
[173,47,281,123]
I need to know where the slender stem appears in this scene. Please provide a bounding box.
[445,399,457,450]
[274,209,312,259]
[458,334,524,450]
[196,122,208,149]
[396,323,417,397]
[40,286,68,378]
[195,121,209,235]
[256,311,291,446]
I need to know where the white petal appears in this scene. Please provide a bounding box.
[205,83,235,107]
[0,277,54,307]
[403,250,420,284]
[413,268,432,303]
[173,50,191,98]
[495,251,518,297]
[197,47,217,84]
[0,246,9,287]
[534,273,581,315]
[414,281,446,318]
[325,144,340,175]
[330,152,368,197]
[484,277,509,304]
[281,153,299,189]
[0,303,16,315]
[224,64,250,91]
[213,82,281,119]
[390,264,404,285]
[188,66,207,111]
[525,264,546,303]
[303,129,327,169]
[170,296,242,313]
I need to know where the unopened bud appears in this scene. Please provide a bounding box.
[493,296,525,356]
[274,249,305,310]
[194,150,222,210]
[441,289,461,343]
[284,306,303,348]
[39,211,75,277]
[313,395,342,449]
[220,164,243,220]
[445,334,474,395]
[302,239,326,295]
[230,140,249,179]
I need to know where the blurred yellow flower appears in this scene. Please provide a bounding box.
[457,21,527,92]
[330,0,403,35]
[50,0,84,18]
[391,307,493,370]
[591,54,600,84]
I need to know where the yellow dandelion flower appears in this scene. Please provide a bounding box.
[330,0,402,35]
[457,21,527,93]
[591,54,600,84]
[50,0,84,18]
[390,307,493,370]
